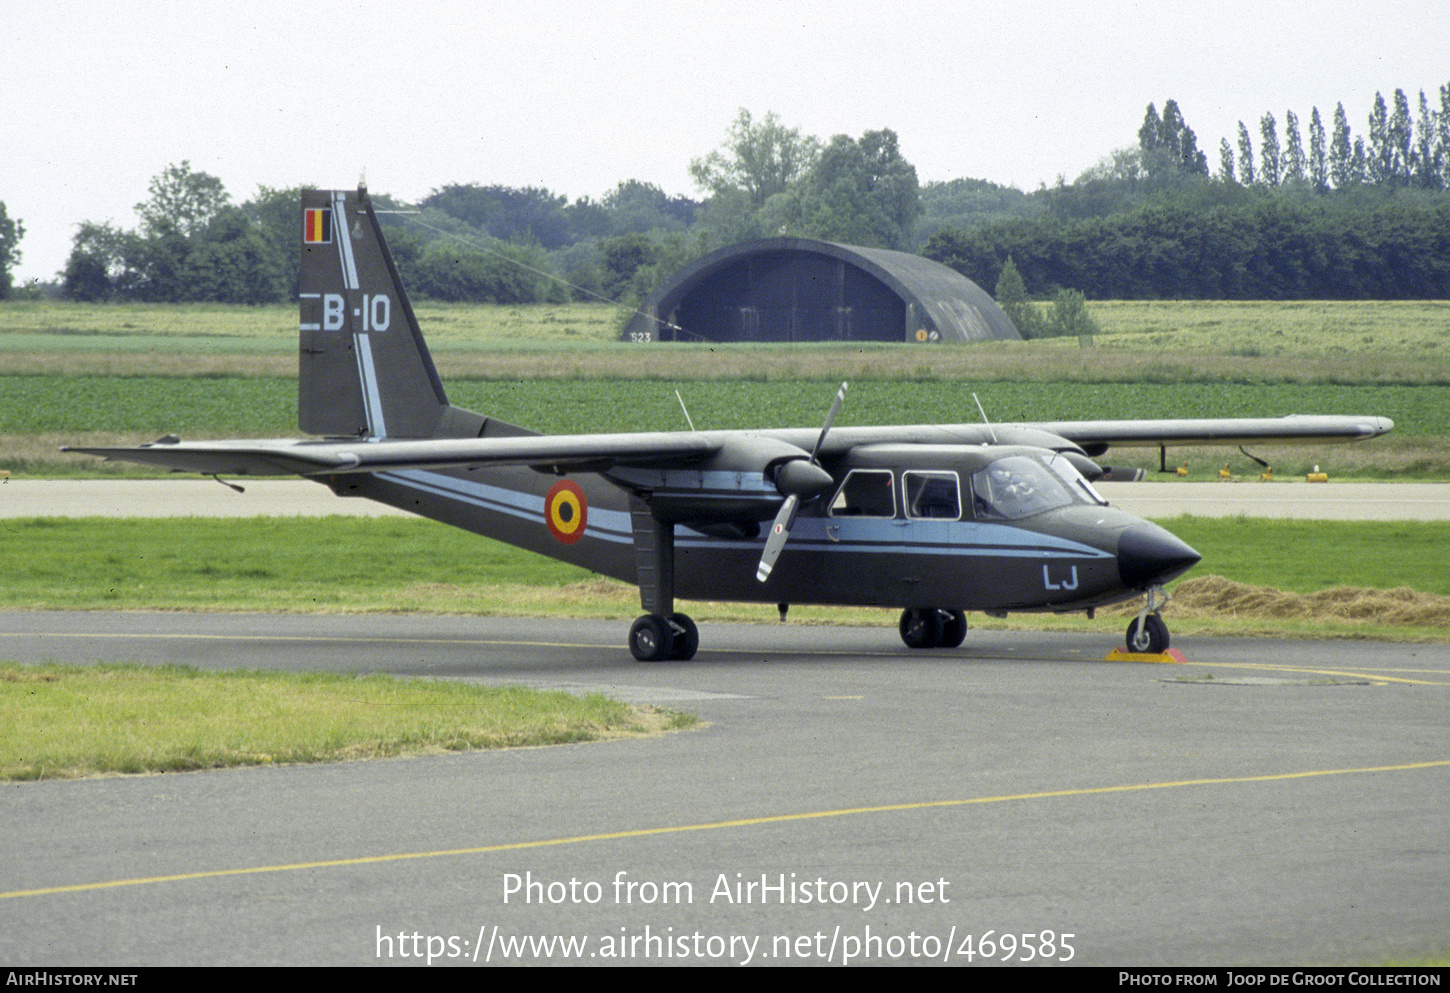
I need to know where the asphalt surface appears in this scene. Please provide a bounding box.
[4,478,1450,519]
[2,612,1447,967]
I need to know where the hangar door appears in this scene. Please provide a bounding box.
[671,250,906,342]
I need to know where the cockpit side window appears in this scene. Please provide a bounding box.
[828,469,896,518]
[904,471,961,520]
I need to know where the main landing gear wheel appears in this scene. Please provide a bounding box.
[667,613,699,661]
[1125,613,1170,654]
[899,608,968,649]
[629,613,699,662]
[938,609,968,649]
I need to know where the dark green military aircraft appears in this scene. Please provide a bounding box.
[68,188,1394,661]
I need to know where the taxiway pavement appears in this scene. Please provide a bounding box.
[2,612,1446,967]
[3,478,1449,519]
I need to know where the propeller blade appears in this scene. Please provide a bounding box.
[756,493,798,582]
[758,382,847,584]
[811,382,848,461]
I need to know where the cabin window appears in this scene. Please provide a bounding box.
[828,469,896,518]
[970,456,1074,520]
[904,471,961,520]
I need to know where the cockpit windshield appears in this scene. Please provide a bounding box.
[1044,452,1109,506]
[970,454,1103,520]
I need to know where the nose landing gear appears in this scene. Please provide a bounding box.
[1125,585,1173,654]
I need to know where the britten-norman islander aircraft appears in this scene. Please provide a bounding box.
[68,188,1394,661]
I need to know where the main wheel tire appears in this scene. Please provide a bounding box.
[938,610,968,649]
[1125,613,1170,654]
[899,608,943,649]
[629,614,674,662]
[667,613,699,661]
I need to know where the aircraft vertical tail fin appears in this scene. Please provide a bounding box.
[298,186,449,439]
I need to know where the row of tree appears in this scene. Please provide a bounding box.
[927,88,1450,300]
[925,184,1450,300]
[4,84,1445,303]
[1218,87,1450,192]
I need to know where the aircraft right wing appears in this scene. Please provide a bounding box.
[1024,415,1395,452]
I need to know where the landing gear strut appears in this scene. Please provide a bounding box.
[899,608,968,649]
[626,495,698,662]
[1125,585,1172,653]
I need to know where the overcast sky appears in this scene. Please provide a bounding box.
[3,0,1447,283]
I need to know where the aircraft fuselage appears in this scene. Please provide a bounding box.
[316,439,1197,617]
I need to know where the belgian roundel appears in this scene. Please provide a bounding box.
[544,480,587,544]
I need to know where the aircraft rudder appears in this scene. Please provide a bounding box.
[298,186,448,439]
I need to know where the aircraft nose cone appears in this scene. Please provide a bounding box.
[1118,524,1201,589]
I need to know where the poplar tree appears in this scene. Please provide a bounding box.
[1282,110,1306,185]
[1309,108,1329,192]
[1330,103,1355,188]
[1138,103,1163,157]
[1440,84,1450,188]
[1259,113,1281,185]
[1413,89,1439,189]
[1389,88,1413,185]
[1367,93,1392,184]
[1237,122,1256,185]
[1218,138,1236,183]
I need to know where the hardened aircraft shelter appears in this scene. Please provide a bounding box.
[624,236,1021,344]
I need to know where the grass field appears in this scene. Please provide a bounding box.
[3,299,1447,479]
[2,299,1448,382]
[0,663,692,780]
[2,516,1445,640]
[5,373,1443,478]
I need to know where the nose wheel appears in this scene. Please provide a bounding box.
[1125,585,1172,653]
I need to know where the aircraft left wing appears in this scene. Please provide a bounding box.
[64,432,722,478]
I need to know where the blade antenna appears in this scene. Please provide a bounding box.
[675,390,696,432]
[972,392,998,444]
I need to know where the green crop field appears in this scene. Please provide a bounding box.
[0,297,1445,489]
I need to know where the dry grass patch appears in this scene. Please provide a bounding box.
[1160,575,1450,627]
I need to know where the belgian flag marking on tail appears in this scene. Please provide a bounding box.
[545,480,587,544]
[303,208,332,243]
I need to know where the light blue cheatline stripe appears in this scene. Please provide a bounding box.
[333,190,358,289]
[383,470,636,545]
[354,333,388,439]
[380,470,1111,560]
